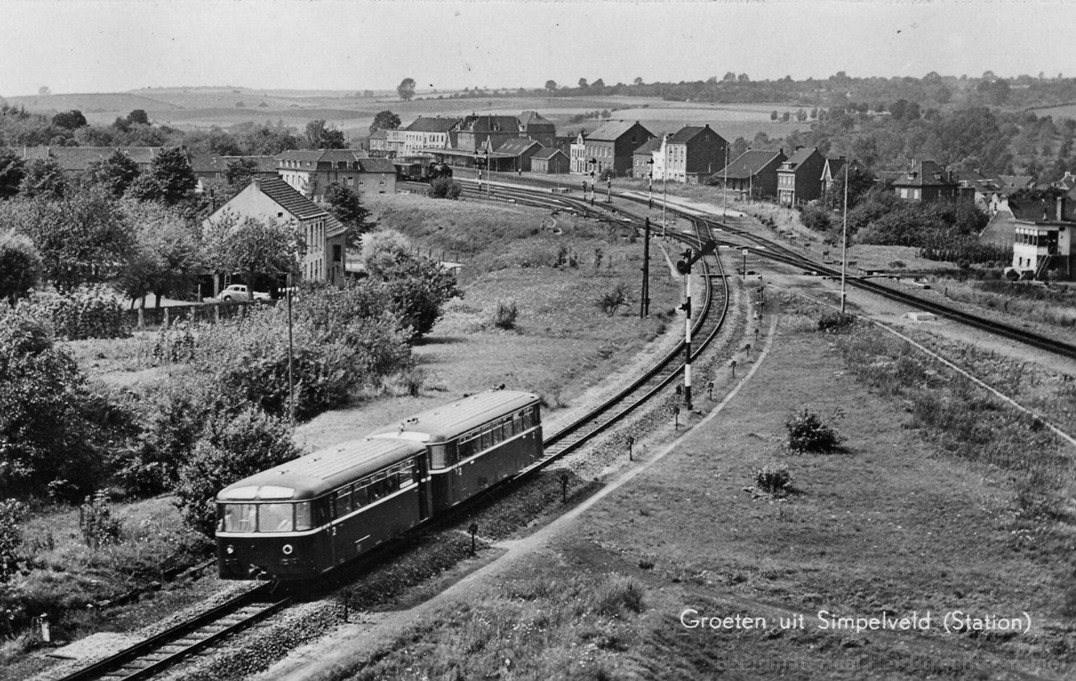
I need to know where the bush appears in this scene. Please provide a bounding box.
[817,311,855,332]
[786,407,844,454]
[0,500,27,584]
[755,463,793,494]
[491,299,518,330]
[174,406,302,536]
[598,282,630,317]
[591,578,645,617]
[799,205,833,234]
[27,286,130,340]
[428,177,462,200]
[78,491,122,549]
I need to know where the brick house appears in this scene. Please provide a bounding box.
[632,137,663,181]
[712,149,787,200]
[584,121,653,177]
[776,147,827,206]
[664,124,728,183]
[276,149,395,201]
[892,160,959,203]
[203,176,347,288]
[517,111,557,148]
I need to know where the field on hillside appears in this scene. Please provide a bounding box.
[8,88,802,141]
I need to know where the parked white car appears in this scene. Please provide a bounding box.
[217,284,270,302]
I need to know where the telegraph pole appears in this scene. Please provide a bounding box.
[640,218,651,318]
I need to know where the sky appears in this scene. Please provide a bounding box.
[1,0,1073,97]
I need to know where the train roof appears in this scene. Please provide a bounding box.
[370,389,540,443]
[216,438,426,502]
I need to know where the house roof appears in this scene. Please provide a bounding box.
[532,148,566,160]
[19,145,163,171]
[276,149,367,164]
[716,149,786,180]
[518,111,554,128]
[368,129,388,140]
[780,146,820,169]
[822,157,845,180]
[491,138,541,157]
[892,160,956,187]
[406,117,460,133]
[357,158,397,173]
[222,155,280,173]
[587,120,651,142]
[1009,194,1076,223]
[255,176,329,220]
[667,125,713,145]
[632,138,663,156]
[460,115,520,133]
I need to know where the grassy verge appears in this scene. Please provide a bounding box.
[307,293,1076,680]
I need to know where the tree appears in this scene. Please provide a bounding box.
[592,78,606,91]
[37,86,50,96]
[1,189,136,291]
[175,406,301,536]
[224,157,258,188]
[0,500,27,584]
[323,181,373,248]
[304,119,347,149]
[369,110,401,135]
[119,202,204,308]
[52,109,87,130]
[0,149,26,200]
[208,213,303,291]
[19,158,67,199]
[545,80,558,93]
[770,110,779,121]
[578,78,589,90]
[361,231,461,339]
[0,307,102,500]
[397,77,417,101]
[427,176,462,200]
[125,147,197,205]
[723,72,736,82]
[0,230,41,305]
[823,163,877,211]
[86,150,141,197]
[126,109,150,126]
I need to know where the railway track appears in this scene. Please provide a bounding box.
[55,179,743,681]
[57,583,288,681]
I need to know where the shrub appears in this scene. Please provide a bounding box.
[28,286,130,340]
[799,205,833,234]
[0,500,27,583]
[491,299,518,330]
[598,282,630,317]
[78,491,122,549]
[786,407,844,454]
[591,578,645,617]
[428,177,462,200]
[817,311,855,332]
[755,463,793,494]
[174,406,302,536]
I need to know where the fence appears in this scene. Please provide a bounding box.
[124,300,277,330]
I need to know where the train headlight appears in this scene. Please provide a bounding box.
[226,545,234,555]
[282,544,294,555]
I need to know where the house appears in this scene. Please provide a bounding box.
[517,111,557,148]
[776,146,827,206]
[584,120,654,177]
[1009,191,1076,280]
[892,160,959,203]
[403,116,459,155]
[711,149,787,200]
[203,176,347,288]
[664,125,728,184]
[17,145,163,175]
[530,148,569,174]
[487,138,543,173]
[276,149,394,201]
[632,137,663,182]
[452,114,522,153]
[569,132,588,174]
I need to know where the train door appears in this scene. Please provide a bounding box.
[414,456,431,521]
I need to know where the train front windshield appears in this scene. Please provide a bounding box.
[219,502,313,533]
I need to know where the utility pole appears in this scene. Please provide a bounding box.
[841,161,849,313]
[640,217,651,318]
[286,273,295,425]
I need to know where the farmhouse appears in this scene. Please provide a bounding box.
[892,160,959,203]
[203,176,347,288]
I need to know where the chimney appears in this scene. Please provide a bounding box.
[252,176,261,191]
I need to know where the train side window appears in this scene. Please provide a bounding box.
[335,485,352,516]
[222,504,257,532]
[260,503,294,533]
[430,444,450,468]
[458,438,473,461]
[480,431,491,451]
[512,412,523,435]
[295,502,312,531]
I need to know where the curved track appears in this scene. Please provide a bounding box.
[57,177,739,681]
